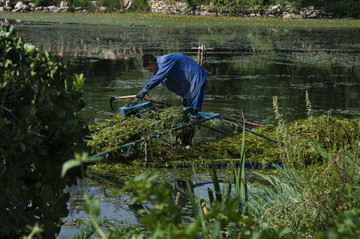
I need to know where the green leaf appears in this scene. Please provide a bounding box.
[73,73,85,90]
[61,159,81,177]
[83,196,101,217]
[24,43,36,55]
[0,81,7,89]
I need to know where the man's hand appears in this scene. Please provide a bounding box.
[126,98,140,107]
[136,88,148,100]
[126,88,148,107]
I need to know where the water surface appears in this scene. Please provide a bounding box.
[12,22,360,125]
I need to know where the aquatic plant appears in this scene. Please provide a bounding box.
[86,100,360,174]
[86,106,216,159]
[243,94,360,237]
[245,148,360,237]
[66,102,360,238]
[66,153,360,239]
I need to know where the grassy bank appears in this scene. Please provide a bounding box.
[2,12,360,27]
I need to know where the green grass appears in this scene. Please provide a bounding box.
[2,12,360,27]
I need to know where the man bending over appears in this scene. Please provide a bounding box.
[128,53,208,111]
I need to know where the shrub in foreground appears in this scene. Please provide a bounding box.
[0,25,88,237]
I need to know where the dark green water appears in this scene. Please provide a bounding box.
[12,22,360,125]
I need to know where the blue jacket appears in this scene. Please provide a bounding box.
[142,53,208,103]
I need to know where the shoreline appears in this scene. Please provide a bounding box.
[1,12,360,28]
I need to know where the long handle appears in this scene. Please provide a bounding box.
[115,95,137,99]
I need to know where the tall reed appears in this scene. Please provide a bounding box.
[245,92,360,236]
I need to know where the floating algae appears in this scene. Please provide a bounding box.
[86,105,360,179]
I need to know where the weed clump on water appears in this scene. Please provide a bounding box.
[86,106,215,161]
[86,106,360,165]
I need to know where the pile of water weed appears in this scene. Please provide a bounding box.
[86,106,217,161]
[129,115,360,164]
[244,115,360,164]
[87,110,360,167]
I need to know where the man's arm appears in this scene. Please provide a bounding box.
[142,56,176,91]
[127,55,177,107]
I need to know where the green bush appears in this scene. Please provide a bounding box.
[35,0,55,6]
[323,0,360,18]
[186,0,211,8]
[0,25,88,238]
[131,0,150,12]
[68,0,92,8]
[99,0,123,9]
[287,0,360,18]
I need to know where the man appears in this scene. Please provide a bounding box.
[128,53,208,111]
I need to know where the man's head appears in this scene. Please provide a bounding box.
[141,54,158,73]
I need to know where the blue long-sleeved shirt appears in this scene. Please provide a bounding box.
[142,53,208,103]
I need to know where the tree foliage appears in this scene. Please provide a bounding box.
[0,25,88,238]
[27,0,360,18]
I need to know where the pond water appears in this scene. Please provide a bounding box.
[59,172,227,238]
[11,21,360,125]
[7,20,360,237]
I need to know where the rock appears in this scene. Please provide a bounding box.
[179,5,187,13]
[162,7,171,14]
[99,6,108,12]
[47,5,59,12]
[14,1,24,9]
[283,12,302,19]
[60,1,68,8]
[271,5,279,11]
[123,0,131,10]
[307,11,317,18]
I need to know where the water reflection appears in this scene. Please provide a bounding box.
[58,172,216,238]
[59,177,137,238]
